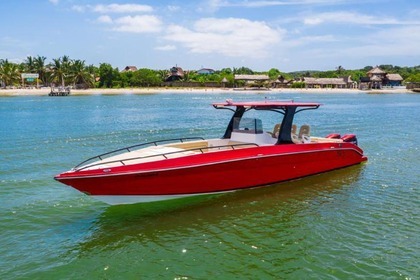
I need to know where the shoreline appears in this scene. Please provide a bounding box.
[0,87,413,96]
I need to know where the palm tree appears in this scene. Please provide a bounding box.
[336,65,345,75]
[157,69,169,82]
[49,56,69,87]
[86,64,99,87]
[0,59,20,87]
[70,59,94,88]
[24,56,36,72]
[34,55,47,85]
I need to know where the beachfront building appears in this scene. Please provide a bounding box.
[121,66,138,72]
[359,66,403,89]
[384,74,404,87]
[367,67,386,89]
[302,76,356,89]
[234,74,270,88]
[197,68,215,75]
[166,66,184,82]
[272,75,293,88]
[221,77,228,88]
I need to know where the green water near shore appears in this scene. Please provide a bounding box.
[1,92,419,279]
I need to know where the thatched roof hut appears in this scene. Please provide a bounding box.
[166,66,185,82]
[386,73,403,81]
[360,67,404,89]
[303,77,351,88]
[368,66,386,75]
[121,66,138,72]
[370,75,382,82]
[272,75,292,88]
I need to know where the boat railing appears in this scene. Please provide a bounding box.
[72,137,205,170]
[73,142,259,171]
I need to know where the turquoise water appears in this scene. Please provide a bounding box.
[1,92,419,279]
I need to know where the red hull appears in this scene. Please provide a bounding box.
[55,142,367,197]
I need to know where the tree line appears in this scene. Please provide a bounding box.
[1,55,419,88]
[0,55,96,88]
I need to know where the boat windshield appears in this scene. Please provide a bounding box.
[233,118,264,134]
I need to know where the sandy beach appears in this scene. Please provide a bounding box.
[0,87,412,96]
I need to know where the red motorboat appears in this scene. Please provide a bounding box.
[55,100,367,205]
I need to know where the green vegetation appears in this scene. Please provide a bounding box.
[1,56,419,89]
[290,82,305,88]
[0,55,96,88]
[289,65,420,84]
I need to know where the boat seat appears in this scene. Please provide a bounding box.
[292,124,311,143]
[268,123,297,139]
[292,124,297,135]
[268,123,281,138]
[298,124,310,139]
[291,133,300,144]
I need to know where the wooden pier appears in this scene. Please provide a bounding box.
[49,86,71,96]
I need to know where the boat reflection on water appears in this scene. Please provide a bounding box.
[74,165,365,253]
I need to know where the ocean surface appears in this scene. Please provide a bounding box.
[0,91,419,279]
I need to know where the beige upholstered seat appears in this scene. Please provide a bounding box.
[291,133,300,143]
[270,123,300,142]
[291,124,299,143]
[291,124,311,144]
[298,124,311,143]
[291,124,297,135]
[268,123,281,138]
[298,124,310,138]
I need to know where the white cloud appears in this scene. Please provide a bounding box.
[97,15,113,24]
[164,18,283,57]
[73,4,160,33]
[291,25,420,63]
[92,4,153,14]
[297,35,336,43]
[302,11,420,25]
[278,33,338,49]
[71,5,85,12]
[197,0,227,13]
[155,45,177,51]
[49,0,59,5]
[112,15,162,33]
[303,17,323,25]
[226,0,309,7]
[167,6,180,12]
[349,26,420,57]
[200,0,351,9]
[408,9,420,17]
[72,4,153,14]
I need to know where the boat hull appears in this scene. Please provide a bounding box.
[55,143,367,205]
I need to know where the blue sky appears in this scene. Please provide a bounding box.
[1,0,419,71]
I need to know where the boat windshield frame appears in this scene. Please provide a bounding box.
[213,101,321,144]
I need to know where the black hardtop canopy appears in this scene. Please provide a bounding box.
[214,100,321,144]
[213,100,321,110]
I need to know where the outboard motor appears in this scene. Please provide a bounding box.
[341,134,358,145]
[326,133,341,139]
